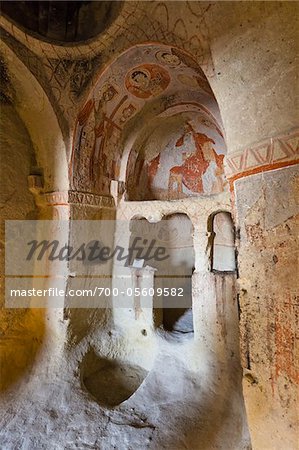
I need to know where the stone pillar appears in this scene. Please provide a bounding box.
[130,265,156,325]
[192,220,239,362]
[28,184,70,343]
[226,131,299,449]
[112,265,156,334]
[193,271,238,361]
[28,187,116,343]
[66,191,116,343]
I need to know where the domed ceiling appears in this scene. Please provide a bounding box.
[0,1,122,43]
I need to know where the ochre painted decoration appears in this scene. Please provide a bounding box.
[90,85,124,184]
[119,104,137,124]
[134,120,226,201]
[125,64,171,99]
[69,43,216,194]
[169,129,211,194]
[148,154,161,187]
[155,50,181,67]
[225,129,299,180]
[77,99,94,126]
[168,124,224,195]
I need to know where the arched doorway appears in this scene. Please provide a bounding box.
[129,213,195,337]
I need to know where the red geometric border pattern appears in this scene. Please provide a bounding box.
[225,129,299,178]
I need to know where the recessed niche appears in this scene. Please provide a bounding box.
[129,213,195,338]
[210,212,236,272]
[80,349,148,407]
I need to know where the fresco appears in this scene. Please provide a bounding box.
[127,111,227,201]
[168,123,224,195]
[125,64,170,99]
[69,43,216,194]
[155,50,181,67]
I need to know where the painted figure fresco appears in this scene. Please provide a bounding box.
[70,98,94,183]
[90,84,121,185]
[125,64,170,99]
[119,104,137,124]
[70,43,221,195]
[155,50,181,67]
[167,123,224,195]
[148,154,161,187]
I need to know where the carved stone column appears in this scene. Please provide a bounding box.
[28,180,70,340]
[66,191,116,342]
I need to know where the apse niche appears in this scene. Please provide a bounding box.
[0,1,123,43]
[126,111,227,201]
[121,49,228,201]
[69,43,228,198]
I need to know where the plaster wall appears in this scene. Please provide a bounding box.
[235,165,299,449]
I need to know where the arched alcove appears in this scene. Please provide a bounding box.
[69,42,226,197]
[210,212,236,273]
[128,213,194,337]
[0,45,68,392]
[0,42,69,192]
[126,110,227,201]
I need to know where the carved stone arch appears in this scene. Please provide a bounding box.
[70,41,217,197]
[0,41,69,193]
